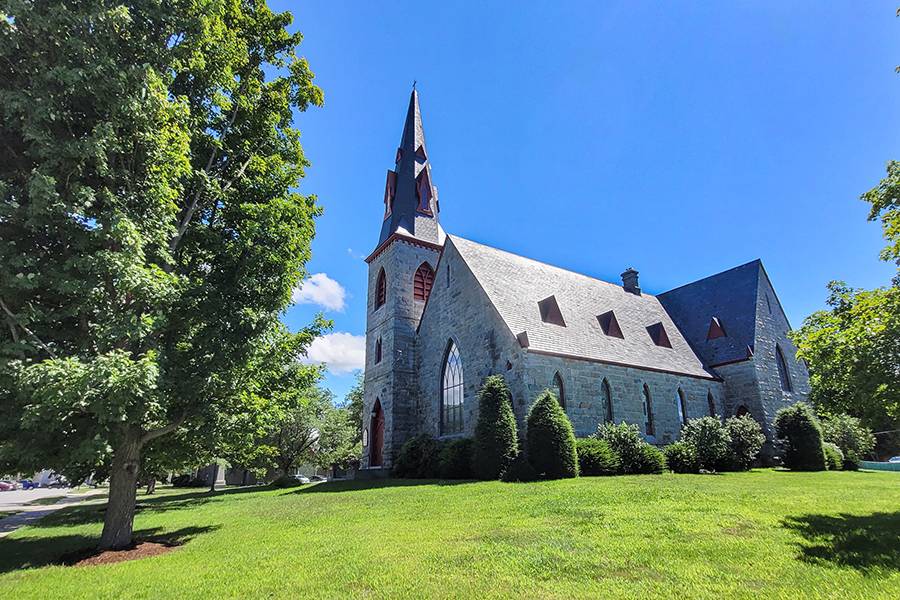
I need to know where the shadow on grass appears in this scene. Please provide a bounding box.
[782,511,900,575]
[0,525,218,574]
[288,478,476,495]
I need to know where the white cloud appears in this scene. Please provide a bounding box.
[292,273,346,311]
[301,332,365,375]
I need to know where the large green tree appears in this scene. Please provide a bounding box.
[0,1,323,549]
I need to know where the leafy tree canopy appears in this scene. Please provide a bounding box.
[0,0,323,549]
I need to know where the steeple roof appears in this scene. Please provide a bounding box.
[377,88,444,248]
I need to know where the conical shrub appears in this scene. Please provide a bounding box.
[525,389,578,479]
[472,375,519,480]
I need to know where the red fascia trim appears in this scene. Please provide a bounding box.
[526,348,722,382]
[709,356,752,369]
[365,232,444,264]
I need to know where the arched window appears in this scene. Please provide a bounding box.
[374,338,382,364]
[602,379,613,423]
[550,372,565,409]
[736,405,750,418]
[642,384,655,437]
[676,388,688,426]
[374,268,386,310]
[775,344,792,392]
[413,262,435,302]
[707,391,716,417]
[441,341,464,434]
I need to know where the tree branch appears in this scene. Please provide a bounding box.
[141,411,188,445]
[0,297,57,359]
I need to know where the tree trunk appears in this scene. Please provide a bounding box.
[99,432,142,550]
[208,463,218,493]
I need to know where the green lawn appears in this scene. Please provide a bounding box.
[0,470,897,599]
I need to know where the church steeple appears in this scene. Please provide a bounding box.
[377,88,443,248]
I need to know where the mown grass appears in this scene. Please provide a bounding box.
[0,470,897,599]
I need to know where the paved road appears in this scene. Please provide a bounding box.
[0,488,105,537]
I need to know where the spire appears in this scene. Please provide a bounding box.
[377,88,443,249]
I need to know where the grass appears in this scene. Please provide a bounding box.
[0,470,897,599]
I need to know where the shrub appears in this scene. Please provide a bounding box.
[171,474,205,488]
[269,474,304,488]
[823,442,844,471]
[637,444,667,474]
[680,417,731,471]
[575,438,620,476]
[723,415,766,471]
[501,455,539,482]
[595,422,664,475]
[393,434,441,478]
[773,403,827,471]
[525,390,579,479]
[472,375,519,480]
[820,413,875,471]
[438,437,474,479]
[664,441,699,474]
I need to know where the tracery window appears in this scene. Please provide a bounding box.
[441,341,464,434]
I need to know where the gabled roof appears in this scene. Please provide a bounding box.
[657,260,761,367]
[449,236,717,380]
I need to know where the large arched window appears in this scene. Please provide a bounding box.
[775,344,792,392]
[707,391,716,417]
[374,268,386,310]
[413,262,435,302]
[441,341,464,435]
[602,379,613,423]
[642,384,655,437]
[676,388,688,426]
[550,372,565,409]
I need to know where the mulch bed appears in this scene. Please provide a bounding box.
[64,541,179,567]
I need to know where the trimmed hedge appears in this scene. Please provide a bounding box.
[680,417,730,471]
[472,375,519,480]
[723,415,765,470]
[637,444,667,474]
[501,455,539,482]
[438,437,474,479]
[823,442,844,471]
[575,438,620,476]
[393,434,441,478]
[774,403,827,471]
[664,441,699,474]
[526,390,578,479]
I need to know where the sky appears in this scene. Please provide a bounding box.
[274,1,900,402]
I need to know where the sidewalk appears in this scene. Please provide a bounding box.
[0,489,106,538]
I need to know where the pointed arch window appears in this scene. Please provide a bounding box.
[602,379,613,423]
[441,341,464,434]
[550,372,565,409]
[676,388,688,426]
[707,391,716,417]
[375,268,386,310]
[374,338,383,364]
[775,344,792,392]
[642,384,655,437]
[413,262,435,302]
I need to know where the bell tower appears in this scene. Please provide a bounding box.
[360,88,444,470]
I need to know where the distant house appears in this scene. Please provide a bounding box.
[360,90,809,472]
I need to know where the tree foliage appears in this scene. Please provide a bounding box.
[723,415,765,471]
[0,0,323,549]
[861,160,900,268]
[679,417,731,471]
[774,403,827,471]
[472,375,519,480]
[820,413,876,469]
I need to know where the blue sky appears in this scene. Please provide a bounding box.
[276,1,900,402]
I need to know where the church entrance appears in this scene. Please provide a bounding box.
[369,399,384,467]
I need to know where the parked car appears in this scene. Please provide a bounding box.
[291,475,310,484]
[18,479,34,490]
[888,456,900,464]
[0,480,18,491]
[309,475,327,482]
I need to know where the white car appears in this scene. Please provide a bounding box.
[888,456,900,464]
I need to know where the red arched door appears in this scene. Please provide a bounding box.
[369,399,384,467]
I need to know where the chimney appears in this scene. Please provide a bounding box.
[621,268,641,295]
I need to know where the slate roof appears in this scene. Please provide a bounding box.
[657,260,761,367]
[450,236,717,380]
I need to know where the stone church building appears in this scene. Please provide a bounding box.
[360,90,809,471]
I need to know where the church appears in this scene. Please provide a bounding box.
[360,90,809,471]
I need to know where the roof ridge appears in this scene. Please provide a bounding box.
[658,259,762,297]
[448,234,658,297]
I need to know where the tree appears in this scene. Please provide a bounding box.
[820,413,876,469]
[472,375,519,480]
[861,160,900,270]
[0,2,323,549]
[343,372,364,444]
[525,390,578,479]
[791,282,900,452]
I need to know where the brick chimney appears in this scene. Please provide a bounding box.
[621,268,641,295]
